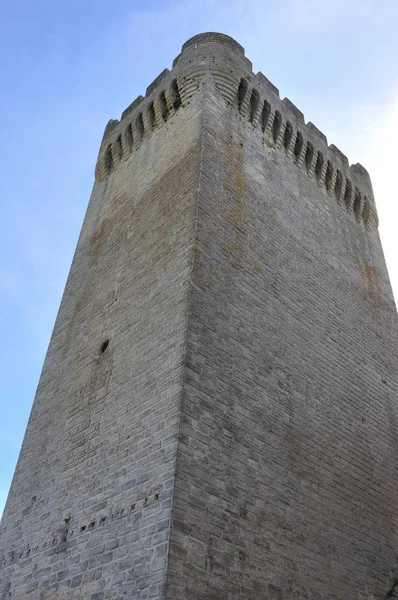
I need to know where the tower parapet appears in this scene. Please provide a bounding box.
[95,32,378,233]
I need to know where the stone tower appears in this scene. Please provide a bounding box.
[1,32,398,600]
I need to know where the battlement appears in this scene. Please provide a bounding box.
[95,32,378,233]
[94,70,183,183]
[235,74,378,232]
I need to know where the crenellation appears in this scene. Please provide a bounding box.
[329,143,349,167]
[146,68,170,97]
[107,78,184,172]
[255,71,279,97]
[282,97,305,122]
[94,33,378,232]
[349,162,374,201]
[98,120,119,157]
[351,161,370,178]
[233,69,377,230]
[120,95,144,121]
[171,53,182,69]
[307,121,328,144]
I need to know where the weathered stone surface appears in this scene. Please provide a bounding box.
[1,32,397,600]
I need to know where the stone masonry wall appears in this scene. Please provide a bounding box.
[0,80,203,599]
[2,32,398,600]
[166,70,398,599]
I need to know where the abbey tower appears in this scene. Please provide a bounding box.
[1,33,398,600]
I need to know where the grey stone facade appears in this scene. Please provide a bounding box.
[1,33,397,599]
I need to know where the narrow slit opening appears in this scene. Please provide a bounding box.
[100,339,109,355]
[237,78,248,112]
[293,132,303,162]
[115,135,123,160]
[353,189,362,221]
[148,102,156,129]
[334,170,342,199]
[170,79,182,111]
[325,161,333,192]
[344,179,352,211]
[136,114,145,141]
[159,91,169,122]
[261,100,271,132]
[283,122,293,151]
[249,89,260,123]
[315,152,324,181]
[305,142,314,173]
[272,111,282,143]
[104,145,113,173]
[362,197,370,226]
[125,124,134,152]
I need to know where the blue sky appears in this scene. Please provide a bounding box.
[1,0,398,517]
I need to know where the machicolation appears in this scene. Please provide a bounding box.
[95,32,378,234]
